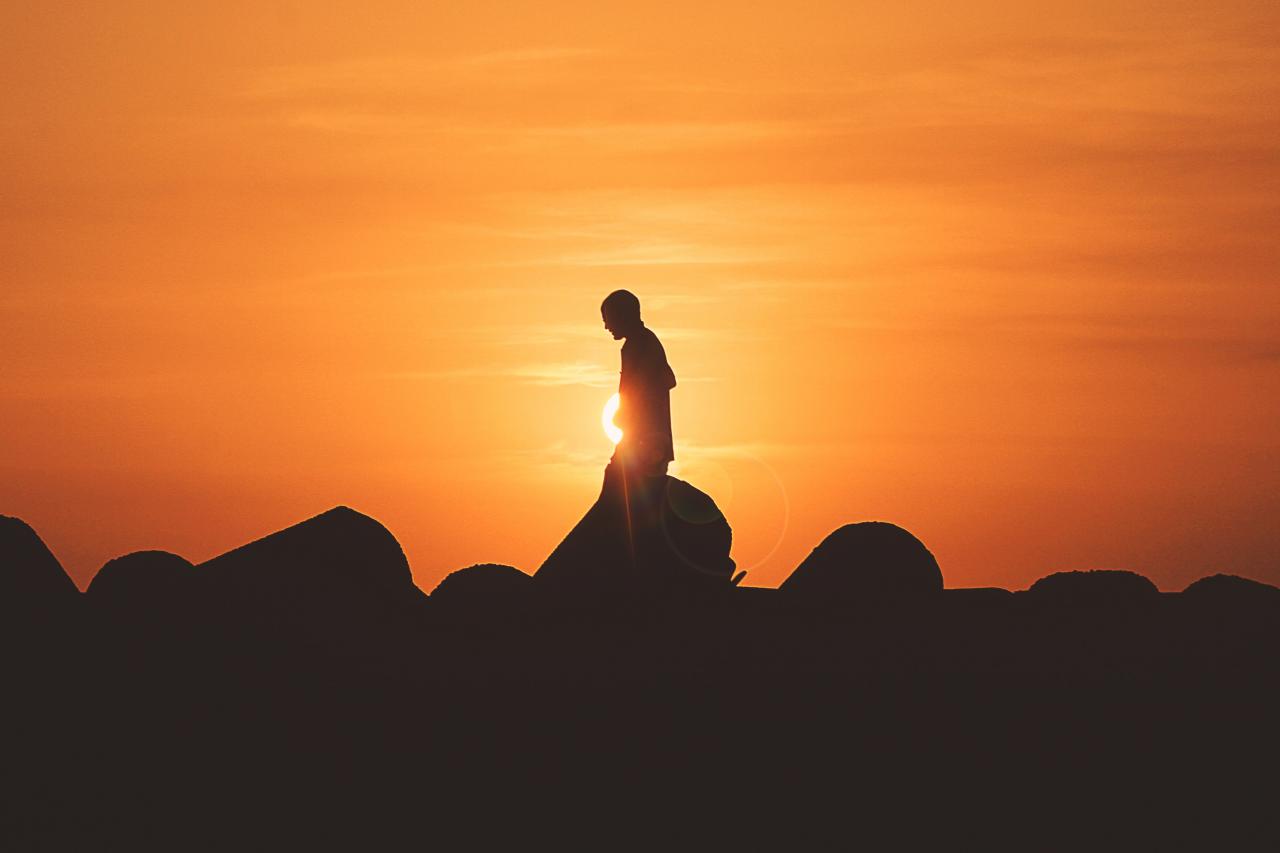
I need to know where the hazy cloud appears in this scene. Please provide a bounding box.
[242,47,608,99]
[819,311,1280,363]
[405,360,721,386]
[405,361,617,388]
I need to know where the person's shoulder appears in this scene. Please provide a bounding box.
[624,326,656,348]
[636,325,663,350]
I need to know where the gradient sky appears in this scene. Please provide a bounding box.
[3,1,1278,593]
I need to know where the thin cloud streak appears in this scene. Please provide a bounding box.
[818,313,1280,362]
[401,361,718,387]
[241,47,609,99]
[450,323,754,346]
[403,361,617,388]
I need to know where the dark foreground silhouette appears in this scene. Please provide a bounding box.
[3,507,1278,848]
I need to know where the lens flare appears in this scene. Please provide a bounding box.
[602,393,623,444]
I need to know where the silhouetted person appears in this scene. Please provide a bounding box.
[539,292,736,590]
[600,290,677,567]
[603,290,677,474]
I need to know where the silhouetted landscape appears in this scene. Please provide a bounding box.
[7,0,1279,847]
[4,502,1277,847]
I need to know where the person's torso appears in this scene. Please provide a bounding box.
[619,326,676,458]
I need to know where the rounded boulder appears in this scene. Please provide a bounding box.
[0,514,79,611]
[781,522,943,604]
[1026,569,1158,606]
[87,550,195,610]
[1182,573,1280,608]
[431,563,533,614]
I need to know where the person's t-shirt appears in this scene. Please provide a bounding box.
[618,324,677,464]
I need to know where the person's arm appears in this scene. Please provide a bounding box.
[634,335,676,392]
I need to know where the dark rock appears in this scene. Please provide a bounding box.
[196,506,427,623]
[536,474,735,596]
[0,514,79,609]
[1025,569,1159,605]
[659,477,736,582]
[535,491,628,594]
[1182,573,1280,607]
[780,522,942,604]
[431,563,532,612]
[86,550,194,609]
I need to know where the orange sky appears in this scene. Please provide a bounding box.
[3,1,1278,593]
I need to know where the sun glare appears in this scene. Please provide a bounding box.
[602,393,622,445]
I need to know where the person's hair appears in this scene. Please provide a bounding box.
[601,289,641,322]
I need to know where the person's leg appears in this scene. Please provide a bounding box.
[606,441,673,575]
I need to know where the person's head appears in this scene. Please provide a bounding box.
[601,289,642,340]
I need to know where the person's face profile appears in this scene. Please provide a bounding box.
[602,306,624,340]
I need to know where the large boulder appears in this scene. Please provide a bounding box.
[86,550,195,611]
[431,563,533,617]
[536,474,735,597]
[196,506,427,626]
[781,522,942,604]
[536,492,628,594]
[1025,569,1158,605]
[1182,574,1280,608]
[660,478,736,582]
[0,514,79,610]
[85,552,200,674]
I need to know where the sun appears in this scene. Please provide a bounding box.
[602,393,623,445]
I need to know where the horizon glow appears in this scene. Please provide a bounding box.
[1,1,1277,595]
